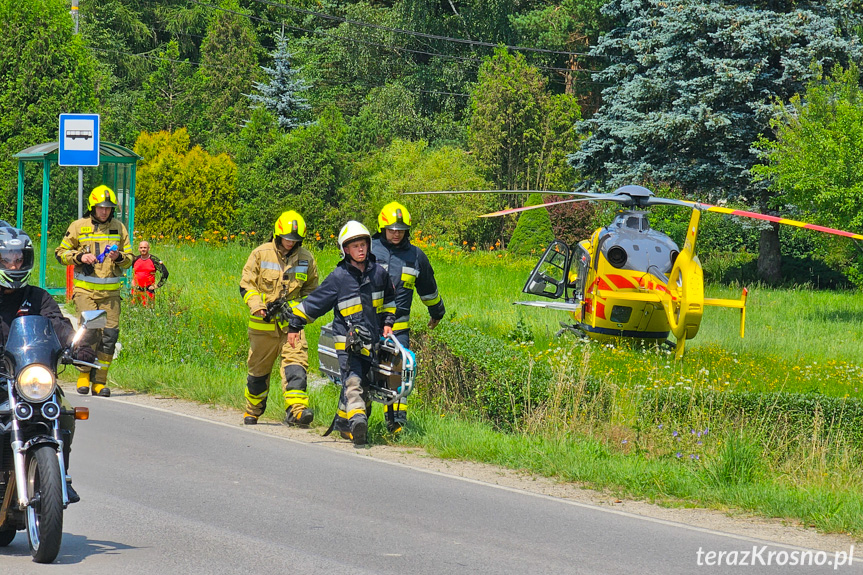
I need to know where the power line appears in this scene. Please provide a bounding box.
[186,0,604,75]
[242,0,600,58]
[90,46,232,70]
[89,45,471,98]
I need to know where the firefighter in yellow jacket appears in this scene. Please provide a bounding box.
[240,211,320,426]
[55,185,133,397]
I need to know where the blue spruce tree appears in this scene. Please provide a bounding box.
[247,32,312,130]
[570,1,863,283]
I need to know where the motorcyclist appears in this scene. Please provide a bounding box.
[287,221,395,446]
[239,211,320,426]
[0,223,96,503]
[371,202,445,432]
[55,185,133,397]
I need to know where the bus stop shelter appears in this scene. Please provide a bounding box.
[13,141,141,296]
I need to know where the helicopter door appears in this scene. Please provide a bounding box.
[522,240,570,299]
[567,243,590,301]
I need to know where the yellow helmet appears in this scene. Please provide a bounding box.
[377,201,411,232]
[88,185,118,211]
[274,210,306,241]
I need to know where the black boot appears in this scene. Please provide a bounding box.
[349,414,368,446]
[66,480,80,504]
[284,404,314,427]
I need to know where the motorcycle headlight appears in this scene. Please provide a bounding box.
[16,365,56,403]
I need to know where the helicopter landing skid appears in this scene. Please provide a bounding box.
[555,322,588,338]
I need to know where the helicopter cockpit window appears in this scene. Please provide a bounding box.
[567,244,590,301]
[626,216,639,229]
[522,240,570,299]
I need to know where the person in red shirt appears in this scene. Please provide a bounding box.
[131,241,169,305]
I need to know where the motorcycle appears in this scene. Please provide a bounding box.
[0,309,105,563]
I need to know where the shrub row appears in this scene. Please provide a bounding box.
[414,322,863,446]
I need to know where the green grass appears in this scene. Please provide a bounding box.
[70,240,863,535]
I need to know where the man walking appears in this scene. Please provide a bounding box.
[131,241,169,305]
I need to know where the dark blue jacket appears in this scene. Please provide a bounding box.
[371,234,445,336]
[289,255,396,356]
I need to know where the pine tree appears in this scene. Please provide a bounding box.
[247,32,312,131]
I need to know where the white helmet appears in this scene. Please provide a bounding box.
[338,221,371,259]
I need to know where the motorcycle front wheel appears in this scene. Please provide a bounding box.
[25,445,63,563]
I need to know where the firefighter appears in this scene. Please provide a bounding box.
[240,211,320,426]
[287,221,395,446]
[2,224,97,502]
[55,185,133,397]
[371,201,445,432]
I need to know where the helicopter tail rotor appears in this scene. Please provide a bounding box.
[661,208,705,359]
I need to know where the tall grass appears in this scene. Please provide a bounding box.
[67,240,863,534]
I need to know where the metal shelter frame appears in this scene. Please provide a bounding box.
[13,141,141,296]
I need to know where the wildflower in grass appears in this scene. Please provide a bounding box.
[672,431,678,437]
[676,452,682,458]
[621,439,628,445]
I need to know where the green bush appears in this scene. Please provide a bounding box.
[234,105,354,238]
[640,387,863,447]
[134,129,237,238]
[412,322,552,430]
[342,139,500,245]
[506,193,555,255]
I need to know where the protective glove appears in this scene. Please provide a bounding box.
[73,346,97,364]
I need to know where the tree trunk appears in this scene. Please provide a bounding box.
[757,222,782,285]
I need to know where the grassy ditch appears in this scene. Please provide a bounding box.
[68,240,863,535]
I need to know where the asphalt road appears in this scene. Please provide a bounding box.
[2,395,860,574]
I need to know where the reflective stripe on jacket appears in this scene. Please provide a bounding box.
[289,255,395,352]
[371,235,445,334]
[239,238,319,331]
[55,216,132,291]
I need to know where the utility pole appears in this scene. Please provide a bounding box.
[71,0,79,34]
[71,1,82,216]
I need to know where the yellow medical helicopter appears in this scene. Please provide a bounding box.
[414,185,863,358]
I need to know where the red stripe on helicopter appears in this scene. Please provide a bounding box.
[606,274,636,289]
[595,302,606,320]
[593,277,613,292]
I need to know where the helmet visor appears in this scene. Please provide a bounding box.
[0,248,32,272]
[277,232,304,242]
[383,222,411,231]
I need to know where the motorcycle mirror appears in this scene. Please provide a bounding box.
[80,310,108,330]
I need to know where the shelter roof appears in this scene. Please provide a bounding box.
[13,141,141,162]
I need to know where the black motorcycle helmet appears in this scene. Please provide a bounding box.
[0,222,34,290]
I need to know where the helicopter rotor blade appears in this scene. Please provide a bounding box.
[677,201,863,241]
[404,190,560,196]
[478,197,595,218]
[404,189,632,201]
[642,197,700,209]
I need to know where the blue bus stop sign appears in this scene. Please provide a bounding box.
[58,113,100,167]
